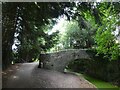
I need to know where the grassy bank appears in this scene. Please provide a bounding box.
[76,73,120,90]
[65,69,120,89]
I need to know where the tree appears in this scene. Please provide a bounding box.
[95,3,120,60]
[2,2,19,69]
[2,2,76,69]
[52,19,95,50]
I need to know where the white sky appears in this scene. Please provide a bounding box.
[48,15,67,35]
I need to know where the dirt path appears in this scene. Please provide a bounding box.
[2,62,97,88]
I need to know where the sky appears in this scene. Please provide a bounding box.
[48,15,67,35]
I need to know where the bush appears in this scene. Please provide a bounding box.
[67,54,120,86]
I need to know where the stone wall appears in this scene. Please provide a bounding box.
[39,49,91,72]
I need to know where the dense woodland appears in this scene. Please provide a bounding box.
[2,2,120,87]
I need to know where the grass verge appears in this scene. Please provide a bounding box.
[76,73,120,90]
[65,70,120,90]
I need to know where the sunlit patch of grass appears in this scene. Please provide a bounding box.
[83,74,118,88]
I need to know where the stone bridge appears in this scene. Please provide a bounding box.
[39,49,93,72]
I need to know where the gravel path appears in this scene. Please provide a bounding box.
[2,62,97,88]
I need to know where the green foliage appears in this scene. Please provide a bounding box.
[56,20,96,50]
[51,2,120,61]
[95,3,120,60]
[2,2,18,69]
[60,20,80,49]
[2,2,120,69]
[80,73,119,89]
[2,2,75,68]
[67,57,120,87]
